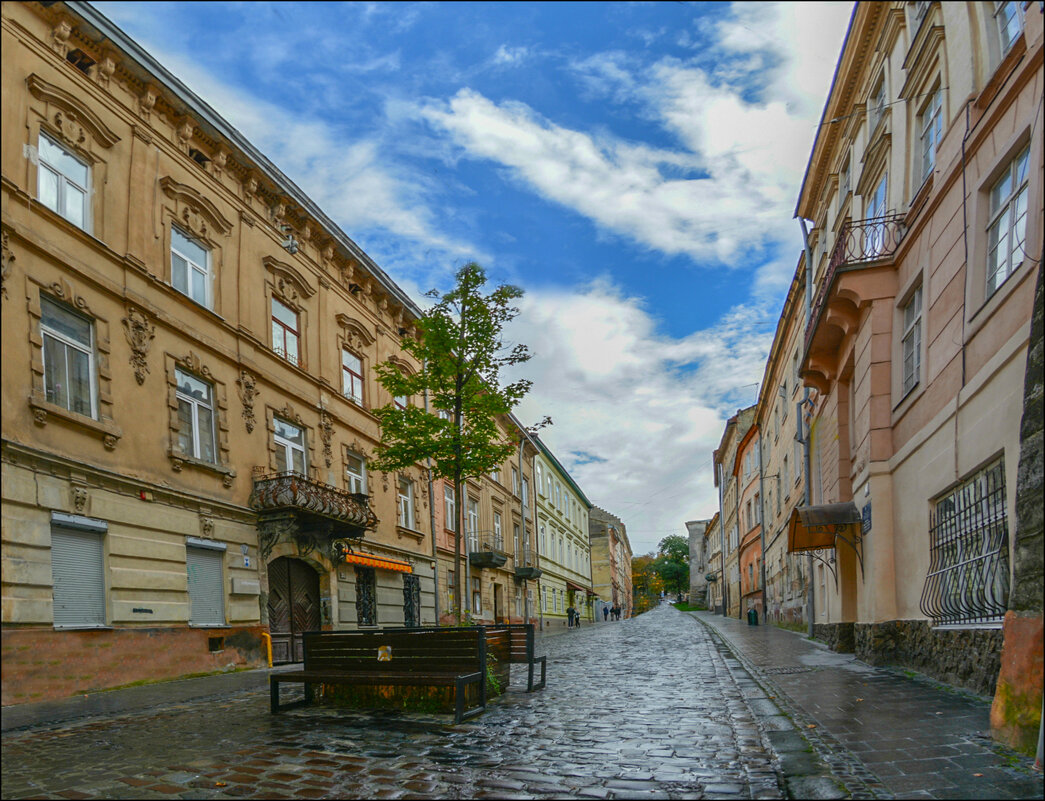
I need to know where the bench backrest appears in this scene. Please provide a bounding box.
[301,628,484,675]
[483,623,534,662]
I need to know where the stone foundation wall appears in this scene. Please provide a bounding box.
[857,620,1002,696]
[813,622,854,653]
[1,625,266,706]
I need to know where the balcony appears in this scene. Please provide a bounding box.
[468,535,509,569]
[514,547,542,580]
[806,214,906,350]
[250,470,378,562]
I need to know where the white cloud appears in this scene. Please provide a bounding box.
[492,45,530,66]
[505,280,773,556]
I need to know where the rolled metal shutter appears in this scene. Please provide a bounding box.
[186,546,225,626]
[51,527,105,627]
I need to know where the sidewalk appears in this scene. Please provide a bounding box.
[691,611,1043,800]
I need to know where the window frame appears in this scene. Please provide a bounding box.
[175,367,218,463]
[40,295,97,419]
[444,485,457,532]
[985,146,1031,299]
[271,296,301,367]
[918,86,943,181]
[346,451,367,494]
[273,417,307,475]
[994,1,1023,55]
[170,225,212,309]
[901,285,923,397]
[37,130,90,231]
[341,349,365,405]
[398,478,415,530]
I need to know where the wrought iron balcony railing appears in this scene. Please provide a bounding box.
[250,470,376,528]
[515,547,542,579]
[467,534,509,568]
[807,214,906,347]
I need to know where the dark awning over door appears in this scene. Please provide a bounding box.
[787,502,861,553]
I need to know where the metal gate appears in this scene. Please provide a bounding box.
[403,574,421,626]
[267,557,320,664]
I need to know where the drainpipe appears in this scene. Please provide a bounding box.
[423,372,440,625]
[517,429,529,624]
[799,218,816,638]
[716,461,727,617]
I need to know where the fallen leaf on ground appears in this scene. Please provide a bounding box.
[215,782,227,787]
[806,724,817,729]
[856,698,864,702]
[973,773,984,777]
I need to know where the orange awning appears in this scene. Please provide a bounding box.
[343,552,413,573]
[787,503,861,553]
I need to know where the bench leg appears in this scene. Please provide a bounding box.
[271,677,281,713]
[528,657,546,692]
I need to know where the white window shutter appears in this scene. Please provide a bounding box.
[51,528,106,628]
[186,547,225,626]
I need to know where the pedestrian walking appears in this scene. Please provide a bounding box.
[566,605,575,628]
[602,605,609,621]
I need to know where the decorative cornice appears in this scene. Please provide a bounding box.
[159,176,233,236]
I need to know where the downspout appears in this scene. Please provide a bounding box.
[517,429,529,624]
[799,218,816,638]
[716,461,727,617]
[422,371,440,624]
[734,449,743,619]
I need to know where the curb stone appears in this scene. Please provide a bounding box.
[686,611,874,800]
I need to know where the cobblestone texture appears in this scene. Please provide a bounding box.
[694,611,1044,800]
[2,606,784,800]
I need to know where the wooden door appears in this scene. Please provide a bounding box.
[267,557,320,664]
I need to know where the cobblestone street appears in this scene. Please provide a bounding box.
[2,607,782,800]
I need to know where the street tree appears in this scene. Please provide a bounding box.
[654,534,690,598]
[368,263,534,622]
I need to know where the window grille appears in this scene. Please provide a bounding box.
[920,459,1009,627]
[356,566,376,626]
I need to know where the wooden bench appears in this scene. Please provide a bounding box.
[270,627,487,723]
[485,623,546,692]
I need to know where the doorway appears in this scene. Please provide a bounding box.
[267,556,320,664]
[493,583,505,623]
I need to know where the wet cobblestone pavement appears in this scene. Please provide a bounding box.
[2,606,783,800]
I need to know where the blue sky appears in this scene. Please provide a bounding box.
[93,0,853,556]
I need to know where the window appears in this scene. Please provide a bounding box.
[783,455,790,494]
[186,545,225,626]
[792,351,801,392]
[170,226,210,308]
[356,566,376,626]
[444,485,456,531]
[471,577,482,615]
[448,568,456,608]
[342,350,364,405]
[493,511,503,549]
[274,418,306,474]
[398,479,414,529]
[512,467,519,496]
[37,132,89,229]
[40,296,95,417]
[902,286,923,396]
[491,466,501,484]
[839,153,851,197]
[540,524,546,555]
[175,368,216,463]
[920,459,1009,627]
[51,523,105,628]
[522,477,529,505]
[866,173,889,258]
[394,394,408,410]
[994,1,1023,54]
[919,87,943,181]
[346,452,367,494]
[986,146,1030,297]
[271,297,300,366]
[754,493,761,525]
[536,463,544,494]
[467,499,479,551]
[868,75,886,133]
[513,523,520,558]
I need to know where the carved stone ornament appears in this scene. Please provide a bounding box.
[53,110,87,148]
[258,517,296,561]
[277,402,304,427]
[271,201,286,228]
[122,305,155,385]
[50,277,90,313]
[103,434,118,451]
[181,205,209,239]
[51,19,72,57]
[200,515,214,537]
[275,276,299,305]
[95,53,117,88]
[223,473,234,489]
[72,486,88,513]
[243,174,258,204]
[170,456,184,472]
[179,350,213,379]
[1,229,12,300]
[32,408,47,426]
[236,370,259,433]
[319,410,334,468]
[176,118,195,151]
[138,86,158,120]
[213,148,229,176]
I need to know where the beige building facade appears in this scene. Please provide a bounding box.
[713,406,754,619]
[1,1,440,704]
[792,1,1043,697]
[589,506,633,620]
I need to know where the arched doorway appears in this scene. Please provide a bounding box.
[267,556,320,664]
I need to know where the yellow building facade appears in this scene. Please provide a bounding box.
[1,1,439,704]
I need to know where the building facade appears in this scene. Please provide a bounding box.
[1,1,439,704]
[533,436,594,628]
[685,518,710,606]
[757,260,810,627]
[589,506,634,620]
[702,513,722,613]
[792,1,1042,702]
[713,406,755,619]
[432,415,540,625]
